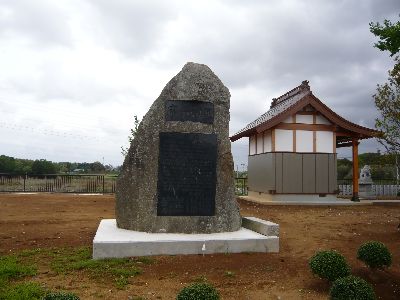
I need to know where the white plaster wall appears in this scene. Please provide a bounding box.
[275,129,293,152]
[282,116,293,123]
[256,133,263,154]
[296,130,313,152]
[263,130,272,152]
[316,131,333,153]
[296,114,313,124]
[316,115,331,125]
[249,135,256,155]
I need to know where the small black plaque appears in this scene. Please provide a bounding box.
[157,132,217,216]
[165,100,214,124]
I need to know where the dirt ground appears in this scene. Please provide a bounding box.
[1,193,400,299]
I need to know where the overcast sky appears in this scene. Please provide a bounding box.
[0,0,398,168]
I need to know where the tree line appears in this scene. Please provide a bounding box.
[0,155,120,175]
[338,152,398,181]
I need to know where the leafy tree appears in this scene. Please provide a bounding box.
[90,161,105,173]
[373,57,400,182]
[337,158,352,180]
[0,155,16,173]
[31,159,57,175]
[370,17,400,57]
[121,115,140,157]
[371,16,400,183]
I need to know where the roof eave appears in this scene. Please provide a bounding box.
[308,94,380,138]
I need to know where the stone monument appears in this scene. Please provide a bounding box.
[93,63,279,258]
[359,165,373,198]
[115,62,241,233]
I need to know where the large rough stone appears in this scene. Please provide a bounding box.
[116,62,242,233]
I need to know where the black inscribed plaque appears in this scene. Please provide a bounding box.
[165,100,214,124]
[157,132,217,216]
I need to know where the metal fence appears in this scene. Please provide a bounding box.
[0,173,248,196]
[338,184,400,197]
[0,173,117,194]
[3,173,398,197]
[235,177,248,196]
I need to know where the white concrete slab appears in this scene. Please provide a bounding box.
[239,196,372,206]
[93,219,279,259]
[242,217,279,236]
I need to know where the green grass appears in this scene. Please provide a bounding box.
[18,249,43,258]
[45,247,143,288]
[0,256,37,282]
[0,282,45,300]
[114,276,129,290]
[3,247,150,291]
[0,254,41,299]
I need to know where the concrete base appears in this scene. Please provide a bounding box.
[247,191,338,203]
[241,193,369,206]
[93,218,279,259]
[359,184,374,199]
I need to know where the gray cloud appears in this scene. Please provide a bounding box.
[0,0,72,47]
[87,0,178,57]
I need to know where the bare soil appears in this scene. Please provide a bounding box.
[1,193,400,299]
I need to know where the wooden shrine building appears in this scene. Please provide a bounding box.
[230,81,378,202]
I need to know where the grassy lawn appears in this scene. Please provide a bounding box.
[0,247,152,299]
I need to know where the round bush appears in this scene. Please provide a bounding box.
[357,241,392,269]
[309,250,350,281]
[176,282,220,300]
[43,291,80,300]
[330,275,376,300]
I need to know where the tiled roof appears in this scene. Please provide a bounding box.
[233,81,311,137]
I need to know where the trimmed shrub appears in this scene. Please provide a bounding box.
[309,250,350,281]
[43,291,80,300]
[330,275,376,300]
[176,282,220,300]
[357,241,392,269]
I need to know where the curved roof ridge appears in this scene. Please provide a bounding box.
[270,80,310,108]
[232,88,310,138]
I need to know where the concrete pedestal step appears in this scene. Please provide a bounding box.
[93,217,279,259]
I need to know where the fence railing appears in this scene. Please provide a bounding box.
[0,173,117,194]
[338,179,399,185]
[235,177,248,196]
[0,173,247,196]
[338,184,400,197]
[9,174,397,197]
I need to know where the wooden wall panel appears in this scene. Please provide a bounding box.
[316,154,329,193]
[282,153,302,193]
[275,153,283,193]
[329,154,337,193]
[248,153,275,193]
[302,154,316,193]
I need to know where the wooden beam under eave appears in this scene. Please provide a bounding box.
[336,131,359,137]
[336,141,353,148]
[352,138,359,201]
[275,123,334,131]
[292,115,296,152]
[271,129,276,152]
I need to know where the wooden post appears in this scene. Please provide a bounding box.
[352,138,359,201]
